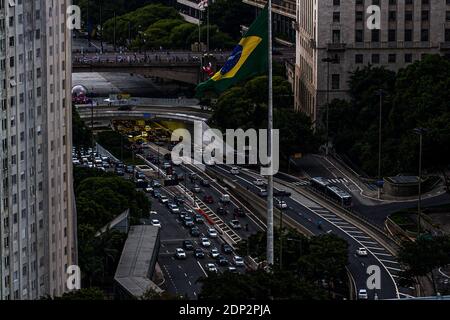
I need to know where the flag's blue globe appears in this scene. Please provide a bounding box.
[220,45,243,75]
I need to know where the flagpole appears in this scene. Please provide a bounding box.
[266,0,274,267]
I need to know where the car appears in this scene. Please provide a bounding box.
[205,263,218,273]
[72,159,81,165]
[233,255,245,267]
[174,195,185,205]
[190,226,201,237]
[193,184,201,193]
[200,179,210,187]
[207,228,218,238]
[115,168,125,176]
[152,189,161,198]
[217,207,229,215]
[275,198,288,209]
[234,207,246,217]
[135,172,146,180]
[220,194,230,203]
[358,289,368,300]
[254,179,265,186]
[151,180,161,188]
[193,214,204,223]
[227,266,238,273]
[183,240,194,251]
[162,162,171,169]
[183,217,195,228]
[203,195,214,204]
[222,243,233,254]
[356,247,368,257]
[194,248,205,259]
[102,162,110,168]
[210,248,220,259]
[125,165,134,173]
[201,237,211,247]
[258,189,268,197]
[230,167,239,174]
[168,203,180,214]
[189,173,198,181]
[229,220,242,229]
[149,210,157,215]
[144,186,154,193]
[150,219,161,228]
[175,248,186,259]
[159,195,169,204]
[218,255,229,266]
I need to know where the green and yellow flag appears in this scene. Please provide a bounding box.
[195,6,268,97]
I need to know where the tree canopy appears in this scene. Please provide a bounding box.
[328,54,450,176]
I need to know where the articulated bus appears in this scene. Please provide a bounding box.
[310,177,353,207]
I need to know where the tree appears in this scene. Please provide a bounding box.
[208,0,253,39]
[397,235,450,293]
[57,288,106,300]
[72,107,93,149]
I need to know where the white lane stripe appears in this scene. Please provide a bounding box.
[197,261,208,277]
[359,240,379,245]
[386,266,403,272]
[365,246,386,251]
[352,235,373,239]
[379,259,400,265]
[373,253,394,257]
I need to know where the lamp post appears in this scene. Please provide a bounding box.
[413,127,427,236]
[375,89,385,199]
[321,56,339,156]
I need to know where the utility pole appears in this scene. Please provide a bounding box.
[413,127,427,236]
[99,0,103,53]
[266,0,274,267]
[279,195,284,270]
[376,89,385,199]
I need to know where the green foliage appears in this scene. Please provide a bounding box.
[210,76,321,159]
[96,130,143,165]
[328,55,450,176]
[46,287,107,300]
[208,0,254,39]
[397,235,450,291]
[198,269,327,300]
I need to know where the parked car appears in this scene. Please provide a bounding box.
[227,266,238,273]
[151,179,161,188]
[144,186,154,193]
[175,248,186,259]
[193,214,204,223]
[193,184,201,193]
[159,195,169,204]
[168,203,180,214]
[358,289,368,300]
[152,189,161,198]
[115,168,125,176]
[174,195,185,205]
[126,165,134,174]
[190,226,201,237]
[218,255,229,266]
[184,217,195,228]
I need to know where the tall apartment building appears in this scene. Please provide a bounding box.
[244,0,297,44]
[0,0,76,299]
[295,0,450,123]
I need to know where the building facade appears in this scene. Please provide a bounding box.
[244,0,297,44]
[295,0,450,123]
[0,0,75,299]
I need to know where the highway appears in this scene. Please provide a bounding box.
[207,163,413,300]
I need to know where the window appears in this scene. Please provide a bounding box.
[355,54,364,64]
[405,54,413,63]
[404,29,412,42]
[331,74,340,90]
[333,12,340,23]
[371,30,380,42]
[372,54,380,64]
[421,29,429,42]
[388,54,396,63]
[388,29,396,42]
[355,29,364,42]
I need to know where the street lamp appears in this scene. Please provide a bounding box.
[413,127,427,236]
[278,190,290,270]
[375,89,386,199]
[321,56,339,156]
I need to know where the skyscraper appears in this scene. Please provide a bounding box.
[0,0,75,299]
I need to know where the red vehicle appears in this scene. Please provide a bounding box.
[203,195,214,204]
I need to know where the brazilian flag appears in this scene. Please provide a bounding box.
[195,6,268,97]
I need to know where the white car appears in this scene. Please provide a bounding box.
[144,187,154,193]
[230,167,239,175]
[175,248,186,259]
[168,203,180,213]
[275,198,288,209]
[230,220,242,229]
[201,237,211,247]
[356,247,368,256]
[151,219,161,228]
[205,263,218,273]
[210,248,220,258]
[358,289,368,300]
[149,210,157,215]
[159,195,169,204]
[207,228,218,238]
[254,179,265,186]
[233,255,245,267]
